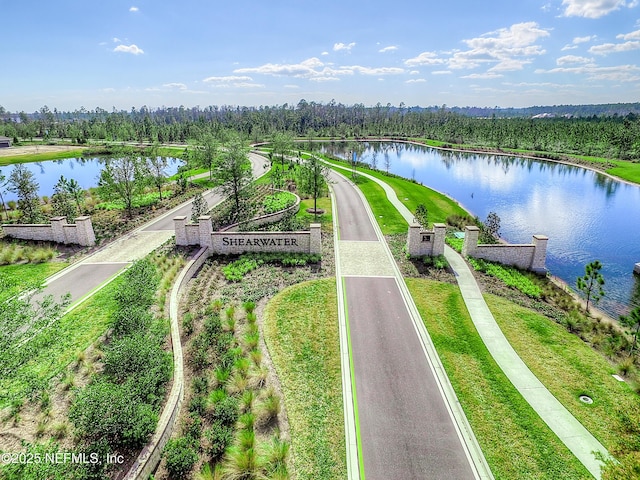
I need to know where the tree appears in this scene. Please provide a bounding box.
[51,176,76,222]
[0,169,9,221]
[620,307,640,356]
[271,131,294,167]
[298,156,329,219]
[213,134,254,223]
[481,211,501,243]
[64,178,84,215]
[145,144,168,200]
[576,260,605,313]
[414,204,429,229]
[196,133,219,181]
[7,164,43,224]
[98,147,149,218]
[190,191,207,223]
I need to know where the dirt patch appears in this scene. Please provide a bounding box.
[0,145,87,158]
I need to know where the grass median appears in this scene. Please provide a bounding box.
[263,279,346,480]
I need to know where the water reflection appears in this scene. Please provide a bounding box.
[314,141,640,317]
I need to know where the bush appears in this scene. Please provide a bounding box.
[164,437,198,479]
[205,421,233,459]
[102,332,171,384]
[468,257,541,298]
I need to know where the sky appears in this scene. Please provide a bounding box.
[1,0,640,112]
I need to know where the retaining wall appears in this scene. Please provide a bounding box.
[406,223,446,257]
[462,225,548,274]
[220,191,301,232]
[124,246,209,480]
[1,216,96,246]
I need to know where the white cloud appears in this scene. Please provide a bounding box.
[379,45,398,53]
[432,70,452,75]
[404,51,444,67]
[561,0,637,18]
[321,51,329,56]
[203,75,254,83]
[556,54,593,64]
[574,35,594,44]
[536,63,640,82]
[589,40,640,55]
[234,57,404,82]
[163,83,187,90]
[618,29,640,40]
[114,44,144,55]
[461,72,504,79]
[113,37,122,43]
[333,42,356,52]
[405,78,426,83]
[129,6,139,12]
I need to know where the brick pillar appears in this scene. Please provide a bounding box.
[50,216,67,244]
[174,216,188,246]
[531,234,549,274]
[309,223,322,255]
[74,216,96,246]
[462,225,480,257]
[198,216,213,250]
[433,223,446,256]
[406,223,421,257]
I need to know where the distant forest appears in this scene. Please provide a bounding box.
[1,101,639,160]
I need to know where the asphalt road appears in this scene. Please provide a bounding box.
[36,152,269,307]
[331,169,477,479]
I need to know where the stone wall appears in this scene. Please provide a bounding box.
[406,223,446,257]
[174,215,321,256]
[1,216,96,246]
[462,225,548,274]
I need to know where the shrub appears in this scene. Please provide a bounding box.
[205,421,233,459]
[164,437,198,479]
[468,257,541,298]
[102,332,171,385]
[211,394,239,426]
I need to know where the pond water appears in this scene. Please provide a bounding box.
[319,141,640,317]
[0,157,183,203]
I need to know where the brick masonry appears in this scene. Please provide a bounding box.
[462,225,548,274]
[1,216,96,246]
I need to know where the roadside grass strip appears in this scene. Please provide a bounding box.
[263,279,347,480]
[485,294,640,459]
[406,278,590,480]
[0,262,68,304]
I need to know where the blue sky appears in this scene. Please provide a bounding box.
[2,0,640,111]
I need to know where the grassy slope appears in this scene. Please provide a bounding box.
[263,279,346,480]
[407,278,590,479]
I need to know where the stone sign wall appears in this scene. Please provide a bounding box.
[174,215,321,256]
[462,225,548,274]
[1,216,96,246]
[406,223,446,257]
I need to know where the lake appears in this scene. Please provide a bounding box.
[319,141,640,318]
[0,157,183,202]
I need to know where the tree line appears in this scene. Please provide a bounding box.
[1,101,639,160]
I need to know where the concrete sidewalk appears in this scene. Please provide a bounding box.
[330,161,610,479]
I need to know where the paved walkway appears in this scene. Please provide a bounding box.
[330,162,610,479]
[329,169,492,480]
[37,152,268,309]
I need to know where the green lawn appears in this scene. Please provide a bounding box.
[485,294,640,456]
[263,279,346,480]
[324,157,469,226]
[0,262,68,303]
[297,196,333,232]
[407,278,590,479]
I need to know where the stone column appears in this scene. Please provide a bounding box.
[462,225,480,257]
[174,216,188,246]
[50,217,67,244]
[531,234,549,274]
[74,216,96,246]
[433,223,446,256]
[198,216,213,250]
[309,223,322,255]
[406,223,422,257]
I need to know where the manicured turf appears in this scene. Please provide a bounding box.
[485,294,640,456]
[0,262,68,303]
[406,278,590,480]
[263,279,346,480]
